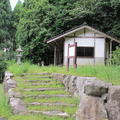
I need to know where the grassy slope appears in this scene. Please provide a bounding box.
[1,63,119,119]
[8,62,120,85]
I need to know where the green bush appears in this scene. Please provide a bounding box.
[107,46,120,66]
[0,51,7,82]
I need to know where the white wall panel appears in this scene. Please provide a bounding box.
[64,38,74,56]
[95,38,104,57]
[75,38,94,47]
[95,33,104,37]
[69,46,75,56]
[76,29,84,37]
[77,58,94,65]
[66,33,74,36]
[86,28,94,37]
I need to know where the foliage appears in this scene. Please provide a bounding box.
[13,0,78,65]
[66,0,120,39]
[0,51,7,82]
[107,46,120,66]
[0,0,12,50]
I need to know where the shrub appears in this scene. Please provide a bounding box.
[0,51,7,82]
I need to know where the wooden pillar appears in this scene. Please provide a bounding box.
[110,40,112,65]
[59,49,61,65]
[54,45,57,66]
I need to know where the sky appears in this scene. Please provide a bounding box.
[10,0,24,10]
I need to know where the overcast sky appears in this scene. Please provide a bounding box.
[10,0,24,10]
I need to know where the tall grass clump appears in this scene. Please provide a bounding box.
[0,84,12,118]
[6,60,31,76]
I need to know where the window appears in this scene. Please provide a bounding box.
[77,47,94,57]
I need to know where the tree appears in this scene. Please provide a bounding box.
[0,0,12,50]
[14,0,78,64]
[11,0,22,50]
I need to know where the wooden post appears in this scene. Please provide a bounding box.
[54,45,57,66]
[110,40,112,65]
[59,49,61,65]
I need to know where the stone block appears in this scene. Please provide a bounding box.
[76,95,108,120]
[84,79,112,97]
[10,98,27,115]
[106,86,120,120]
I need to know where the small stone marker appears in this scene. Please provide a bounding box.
[41,60,44,66]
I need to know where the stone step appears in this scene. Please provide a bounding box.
[23,88,64,91]
[21,76,52,79]
[26,102,75,107]
[22,72,51,76]
[25,83,57,86]
[23,94,72,98]
[28,110,70,118]
[25,80,52,83]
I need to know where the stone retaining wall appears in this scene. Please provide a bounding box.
[52,73,120,120]
[3,71,27,115]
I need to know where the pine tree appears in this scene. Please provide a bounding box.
[0,0,12,50]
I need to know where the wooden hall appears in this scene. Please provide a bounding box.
[47,25,120,66]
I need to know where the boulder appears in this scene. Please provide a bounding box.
[84,79,112,97]
[57,74,66,83]
[4,79,18,92]
[52,73,59,80]
[106,86,120,120]
[10,98,27,115]
[76,76,88,98]
[76,95,108,120]
[68,76,77,94]
[8,89,22,99]
[62,75,71,92]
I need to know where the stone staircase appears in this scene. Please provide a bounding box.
[16,73,78,119]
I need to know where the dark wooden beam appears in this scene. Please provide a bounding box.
[110,40,112,65]
[54,45,57,66]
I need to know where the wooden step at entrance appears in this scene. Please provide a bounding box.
[28,110,70,118]
[23,94,72,98]
[22,72,51,76]
[26,102,75,107]
[23,88,64,91]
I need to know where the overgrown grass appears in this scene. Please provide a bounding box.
[0,84,76,120]
[0,84,12,119]
[23,97,80,105]
[7,62,120,85]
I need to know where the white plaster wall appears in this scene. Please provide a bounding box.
[75,38,94,47]
[95,33,104,37]
[64,57,94,66]
[64,38,74,56]
[86,28,94,37]
[77,58,94,65]
[76,29,84,37]
[67,33,74,36]
[95,38,104,57]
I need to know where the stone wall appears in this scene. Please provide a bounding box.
[52,73,120,120]
[3,71,27,115]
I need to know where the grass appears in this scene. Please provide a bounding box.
[0,84,76,120]
[27,105,78,115]
[23,97,79,105]
[21,90,69,96]
[0,84,12,119]
[7,62,120,85]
